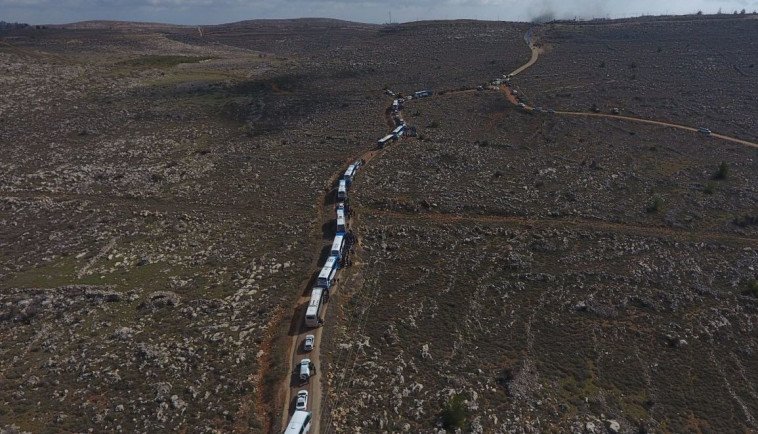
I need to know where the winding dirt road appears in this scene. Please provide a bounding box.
[269,27,757,434]
[505,32,758,149]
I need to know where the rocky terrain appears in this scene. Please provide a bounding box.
[0,19,528,432]
[1,14,756,434]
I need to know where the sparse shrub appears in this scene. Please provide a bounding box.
[646,195,663,213]
[743,279,758,297]
[599,61,606,68]
[428,120,440,128]
[733,214,758,227]
[711,161,729,180]
[440,394,467,429]
[703,180,716,194]
[628,62,637,69]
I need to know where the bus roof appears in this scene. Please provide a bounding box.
[331,235,344,251]
[285,410,312,433]
[318,256,338,279]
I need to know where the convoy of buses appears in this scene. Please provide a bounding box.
[286,90,423,434]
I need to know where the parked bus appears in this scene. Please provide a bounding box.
[317,255,339,288]
[377,134,395,149]
[343,164,356,187]
[330,234,345,259]
[285,410,312,434]
[392,124,406,138]
[336,207,346,234]
[304,287,325,328]
[337,179,347,200]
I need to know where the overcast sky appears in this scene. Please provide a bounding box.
[3,0,758,25]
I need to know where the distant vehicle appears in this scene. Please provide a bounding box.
[698,127,712,135]
[611,107,620,115]
[377,134,395,149]
[317,256,339,288]
[296,390,309,411]
[304,334,315,352]
[285,410,312,434]
[534,106,543,113]
[337,179,347,200]
[298,359,312,382]
[304,287,325,327]
[330,234,345,259]
[547,108,555,114]
[343,164,355,187]
[385,89,394,96]
[414,89,432,98]
[336,208,346,233]
[518,102,526,109]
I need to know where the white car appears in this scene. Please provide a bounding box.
[698,127,711,135]
[296,390,308,411]
[303,334,315,352]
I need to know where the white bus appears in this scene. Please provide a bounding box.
[285,410,312,434]
[336,208,346,234]
[331,234,345,259]
[343,165,356,187]
[377,134,395,149]
[317,255,339,288]
[304,286,325,328]
[392,124,406,138]
[337,179,347,200]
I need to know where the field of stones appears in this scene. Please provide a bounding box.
[1,14,757,434]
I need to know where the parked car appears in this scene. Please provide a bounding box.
[698,127,711,134]
[296,390,308,411]
[518,102,526,109]
[611,107,620,115]
[303,334,314,352]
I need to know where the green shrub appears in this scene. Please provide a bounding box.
[440,394,467,429]
[743,279,758,297]
[712,162,729,180]
[646,196,663,213]
[428,120,440,128]
[703,180,716,194]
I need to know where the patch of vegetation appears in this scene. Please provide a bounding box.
[711,161,729,180]
[743,279,758,297]
[733,214,758,227]
[440,394,467,430]
[428,120,440,128]
[118,55,213,68]
[703,180,716,194]
[646,195,663,213]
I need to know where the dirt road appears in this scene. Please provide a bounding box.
[555,111,758,149]
[505,31,758,150]
[277,142,386,433]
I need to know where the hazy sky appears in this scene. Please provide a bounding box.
[3,0,758,25]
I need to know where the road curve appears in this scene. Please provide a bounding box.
[505,30,758,150]
[555,111,758,149]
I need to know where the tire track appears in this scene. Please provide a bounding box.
[359,208,758,246]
